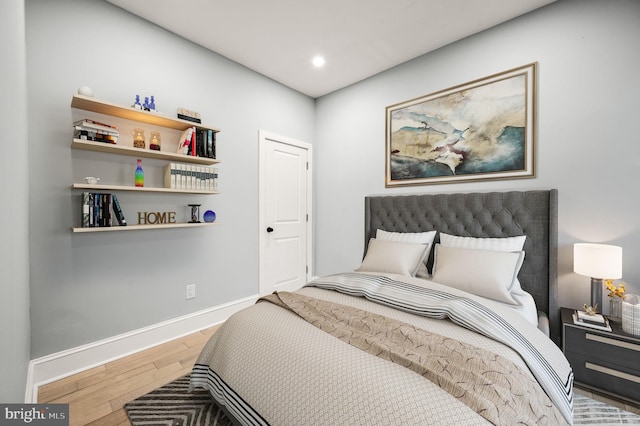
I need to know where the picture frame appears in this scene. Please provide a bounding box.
[385,63,536,187]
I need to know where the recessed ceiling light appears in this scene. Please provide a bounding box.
[312,56,325,67]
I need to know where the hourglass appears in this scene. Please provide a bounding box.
[188,204,201,223]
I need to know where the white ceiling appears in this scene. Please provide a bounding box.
[105,0,556,98]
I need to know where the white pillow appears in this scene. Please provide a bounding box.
[439,233,526,252]
[356,238,429,277]
[376,230,436,278]
[438,232,527,292]
[431,245,524,305]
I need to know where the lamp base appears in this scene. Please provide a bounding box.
[590,277,603,313]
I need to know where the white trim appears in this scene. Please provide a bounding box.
[25,294,258,403]
[258,130,313,296]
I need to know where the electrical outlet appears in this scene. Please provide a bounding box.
[186,284,196,300]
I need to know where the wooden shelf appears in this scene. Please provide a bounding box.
[72,222,218,233]
[72,183,219,195]
[71,139,220,165]
[71,94,220,133]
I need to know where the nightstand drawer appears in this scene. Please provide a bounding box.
[564,325,640,368]
[566,351,640,402]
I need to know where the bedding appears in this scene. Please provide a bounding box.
[355,238,429,276]
[375,229,436,277]
[431,245,525,305]
[190,190,566,425]
[190,272,573,425]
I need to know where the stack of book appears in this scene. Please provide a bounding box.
[81,192,127,228]
[177,126,216,159]
[164,163,218,191]
[572,310,612,331]
[74,119,119,144]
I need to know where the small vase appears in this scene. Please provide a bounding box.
[610,298,622,321]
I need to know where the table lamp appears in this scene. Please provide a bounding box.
[574,243,622,312]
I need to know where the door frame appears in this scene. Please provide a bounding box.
[258,130,313,296]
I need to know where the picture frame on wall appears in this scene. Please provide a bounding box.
[385,62,536,187]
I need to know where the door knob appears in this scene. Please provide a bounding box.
[266,227,274,233]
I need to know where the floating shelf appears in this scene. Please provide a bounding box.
[71,94,220,133]
[72,222,219,233]
[72,183,218,195]
[71,139,220,165]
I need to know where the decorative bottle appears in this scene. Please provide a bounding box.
[135,158,144,187]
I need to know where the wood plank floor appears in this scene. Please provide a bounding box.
[36,324,220,426]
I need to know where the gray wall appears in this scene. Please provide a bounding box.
[0,0,31,401]
[25,0,315,358]
[314,0,640,312]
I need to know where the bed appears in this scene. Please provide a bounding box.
[190,189,573,425]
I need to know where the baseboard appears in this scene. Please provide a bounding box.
[25,294,258,403]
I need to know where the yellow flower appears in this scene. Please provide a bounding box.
[605,279,626,299]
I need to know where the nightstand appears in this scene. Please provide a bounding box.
[561,307,640,405]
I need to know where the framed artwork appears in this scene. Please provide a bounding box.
[385,63,536,187]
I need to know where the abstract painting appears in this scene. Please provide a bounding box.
[385,63,536,186]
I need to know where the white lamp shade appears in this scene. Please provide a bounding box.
[574,243,622,279]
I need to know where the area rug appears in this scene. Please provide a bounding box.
[126,375,640,425]
[125,375,231,426]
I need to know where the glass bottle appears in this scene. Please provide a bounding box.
[135,159,144,187]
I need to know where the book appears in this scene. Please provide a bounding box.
[177,127,194,155]
[190,126,196,156]
[573,312,612,332]
[164,163,178,189]
[74,119,119,134]
[111,194,127,226]
[100,193,112,227]
[207,129,214,159]
[93,193,101,227]
[81,192,90,227]
[74,128,118,144]
[88,193,95,227]
[576,310,606,325]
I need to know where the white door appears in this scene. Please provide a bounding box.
[259,131,312,295]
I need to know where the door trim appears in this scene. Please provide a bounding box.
[258,130,313,296]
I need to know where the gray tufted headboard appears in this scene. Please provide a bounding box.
[364,190,559,344]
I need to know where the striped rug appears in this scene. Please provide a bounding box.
[126,375,640,425]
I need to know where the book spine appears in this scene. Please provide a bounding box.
[212,168,218,192]
[81,192,90,227]
[100,194,112,227]
[94,193,101,227]
[206,167,211,191]
[164,163,174,189]
[88,193,95,227]
[191,126,196,156]
[111,194,127,226]
[212,131,216,159]
[207,130,213,159]
[179,164,186,190]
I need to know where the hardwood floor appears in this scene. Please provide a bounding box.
[36,324,220,426]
